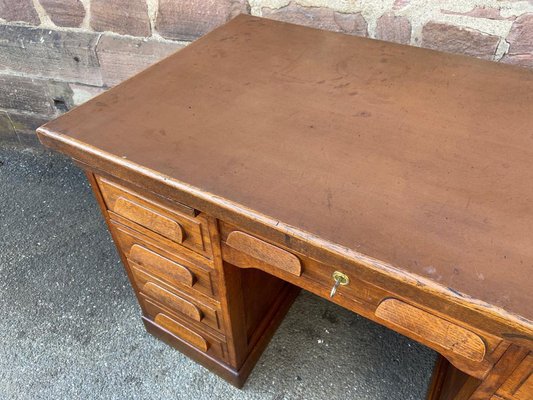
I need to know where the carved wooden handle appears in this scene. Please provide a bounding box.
[376,299,486,362]
[154,313,209,352]
[142,282,202,322]
[226,231,302,276]
[130,244,194,287]
[115,196,184,243]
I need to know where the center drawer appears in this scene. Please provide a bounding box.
[219,222,500,378]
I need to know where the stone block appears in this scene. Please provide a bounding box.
[501,13,533,69]
[40,0,86,28]
[0,74,74,116]
[96,35,183,87]
[376,13,411,44]
[91,0,150,37]
[262,3,367,36]
[0,0,39,25]
[156,0,249,41]
[9,111,49,133]
[421,22,500,60]
[0,25,102,86]
[0,110,49,146]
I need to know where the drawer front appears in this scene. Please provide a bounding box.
[497,353,533,400]
[220,223,391,308]
[220,223,499,378]
[110,220,218,300]
[141,297,227,361]
[133,268,222,332]
[96,176,212,258]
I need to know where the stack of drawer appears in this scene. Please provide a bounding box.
[94,175,230,363]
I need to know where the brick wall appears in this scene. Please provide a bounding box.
[1,0,532,146]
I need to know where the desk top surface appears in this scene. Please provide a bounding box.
[41,15,533,323]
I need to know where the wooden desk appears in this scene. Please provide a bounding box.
[37,15,532,400]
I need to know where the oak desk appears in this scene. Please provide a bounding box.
[37,15,532,400]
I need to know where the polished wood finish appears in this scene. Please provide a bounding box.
[37,15,532,399]
[97,176,212,258]
[497,354,533,400]
[375,299,486,362]
[427,357,481,400]
[154,312,210,352]
[139,281,204,322]
[85,168,300,386]
[111,221,218,300]
[220,222,504,379]
[469,346,530,400]
[130,244,195,288]
[226,231,302,276]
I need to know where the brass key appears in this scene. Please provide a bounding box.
[330,271,350,298]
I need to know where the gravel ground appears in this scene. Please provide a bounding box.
[0,143,437,400]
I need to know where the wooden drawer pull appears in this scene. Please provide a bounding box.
[226,231,302,276]
[115,196,184,243]
[130,244,194,287]
[154,313,209,352]
[375,299,486,361]
[143,282,202,322]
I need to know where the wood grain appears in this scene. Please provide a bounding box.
[97,175,212,257]
[142,281,202,322]
[376,299,486,362]
[497,353,532,400]
[154,313,209,352]
[469,345,529,400]
[110,219,218,301]
[226,231,302,276]
[115,196,184,243]
[130,244,195,287]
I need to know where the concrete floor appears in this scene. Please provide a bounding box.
[0,143,437,400]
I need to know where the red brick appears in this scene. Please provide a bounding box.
[40,0,85,28]
[156,0,248,41]
[376,13,411,44]
[96,35,183,86]
[0,0,39,25]
[91,0,150,37]
[421,22,500,60]
[262,3,367,36]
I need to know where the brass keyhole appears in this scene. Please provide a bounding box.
[330,271,349,298]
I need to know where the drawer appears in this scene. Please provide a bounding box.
[220,224,499,377]
[110,220,218,300]
[133,268,223,332]
[96,175,212,258]
[220,224,389,306]
[141,297,227,361]
[496,353,532,400]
